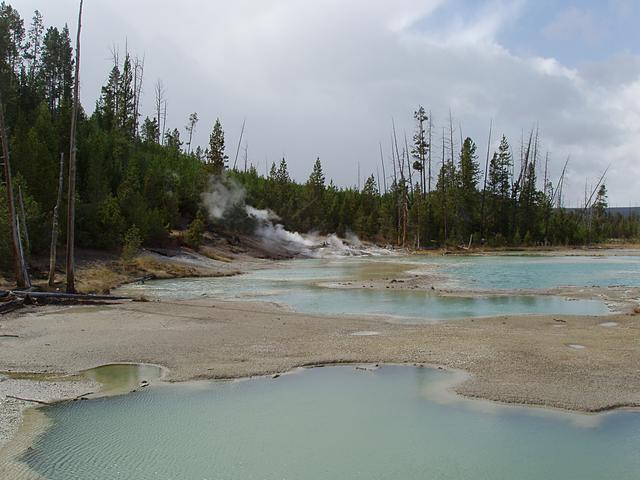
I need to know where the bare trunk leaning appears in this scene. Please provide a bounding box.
[17,185,30,253]
[0,91,29,287]
[66,0,83,293]
[48,153,65,286]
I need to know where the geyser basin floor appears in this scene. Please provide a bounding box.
[2,291,638,412]
[21,366,640,480]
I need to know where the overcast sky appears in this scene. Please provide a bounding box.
[17,0,640,206]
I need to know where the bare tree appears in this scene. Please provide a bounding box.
[427,112,432,242]
[403,131,413,195]
[161,99,167,145]
[17,186,29,253]
[108,44,121,122]
[392,119,407,247]
[232,118,246,170]
[379,142,387,194]
[185,112,199,155]
[48,153,65,286]
[133,55,145,138]
[243,141,249,172]
[66,0,83,293]
[154,79,166,144]
[0,92,30,288]
[480,119,493,238]
[441,127,448,244]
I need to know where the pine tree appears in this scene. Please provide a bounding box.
[40,26,74,114]
[268,161,277,180]
[207,118,227,174]
[487,135,512,237]
[411,106,428,195]
[96,64,119,131]
[141,117,159,144]
[117,53,136,137]
[305,157,326,230]
[0,3,25,86]
[592,184,608,217]
[457,137,480,239]
[25,9,44,83]
[185,112,198,155]
[276,157,290,183]
[307,157,325,193]
[165,128,182,153]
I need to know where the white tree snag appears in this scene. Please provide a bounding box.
[48,153,65,286]
[66,0,83,293]
[0,92,30,288]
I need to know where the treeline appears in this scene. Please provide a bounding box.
[0,3,638,277]
[232,109,637,248]
[0,4,210,272]
[232,148,637,248]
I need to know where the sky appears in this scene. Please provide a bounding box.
[16,0,640,206]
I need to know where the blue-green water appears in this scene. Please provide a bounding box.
[120,255,629,320]
[418,254,640,290]
[23,366,640,480]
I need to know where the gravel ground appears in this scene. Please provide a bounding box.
[0,376,98,449]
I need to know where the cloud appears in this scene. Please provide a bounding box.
[19,0,640,206]
[543,7,602,43]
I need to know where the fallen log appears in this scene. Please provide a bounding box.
[6,395,51,406]
[10,291,131,301]
[71,391,94,401]
[131,274,155,284]
[0,298,24,314]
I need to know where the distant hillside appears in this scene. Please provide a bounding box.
[563,207,640,217]
[607,207,640,217]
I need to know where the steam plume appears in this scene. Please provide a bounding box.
[201,175,392,257]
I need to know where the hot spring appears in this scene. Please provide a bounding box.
[119,254,637,320]
[19,365,640,480]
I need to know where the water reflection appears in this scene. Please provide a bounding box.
[81,363,164,397]
[118,255,628,320]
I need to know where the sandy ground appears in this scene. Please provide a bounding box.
[1,298,638,415]
[0,376,98,448]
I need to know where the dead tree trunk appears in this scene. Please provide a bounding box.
[442,128,448,245]
[16,213,29,285]
[0,92,29,288]
[379,143,387,194]
[133,55,145,139]
[232,118,246,170]
[48,153,65,286]
[154,80,165,144]
[66,0,83,294]
[480,120,492,239]
[392,120,407,247]
[17,185,29,253]
[426,113,432,245]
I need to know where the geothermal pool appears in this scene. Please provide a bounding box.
[120,254,635,320]
[21,365,640,480]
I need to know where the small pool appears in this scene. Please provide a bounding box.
[21,366,640,480]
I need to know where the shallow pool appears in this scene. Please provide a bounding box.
[22,366,640,480]
[120,254,624,320]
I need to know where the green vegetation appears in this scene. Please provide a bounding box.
[0,3,638,280]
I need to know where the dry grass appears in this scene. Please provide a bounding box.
[198,246,233,263]
[73,253,237,294]
[132,256,206,279]
[75,264,130,294]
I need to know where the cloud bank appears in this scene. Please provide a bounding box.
[20,0,640,206]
